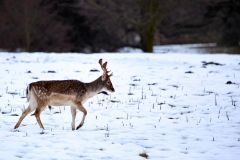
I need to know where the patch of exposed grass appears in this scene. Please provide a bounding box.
[139,151,149,159]
[110,100,119,103]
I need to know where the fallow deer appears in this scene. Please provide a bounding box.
[14,59,115,130]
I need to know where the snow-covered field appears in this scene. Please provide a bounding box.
[0,45,240,160]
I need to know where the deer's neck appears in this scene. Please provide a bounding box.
[86,76,104,95]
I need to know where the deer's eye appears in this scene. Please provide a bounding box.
[107,81,110,85]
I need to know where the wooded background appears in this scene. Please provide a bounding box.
[0,0,239,53]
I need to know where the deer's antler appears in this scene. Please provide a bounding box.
[99,59,107,72]
[99,59,113,77]
[98,59,103,66]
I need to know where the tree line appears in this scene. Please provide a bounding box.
[0,0,239,53]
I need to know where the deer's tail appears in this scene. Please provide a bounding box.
[26,84,31,102]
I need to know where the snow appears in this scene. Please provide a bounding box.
[0,45,240,160]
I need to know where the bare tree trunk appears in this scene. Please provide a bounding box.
[140,20,157,52]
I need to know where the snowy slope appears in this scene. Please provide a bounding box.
[0,47,240,159]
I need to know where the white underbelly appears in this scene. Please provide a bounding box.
[47,93,75,106]
[48,100,73,106]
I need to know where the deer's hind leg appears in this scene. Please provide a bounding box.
[14,103,37,129]
[34,104,47,129]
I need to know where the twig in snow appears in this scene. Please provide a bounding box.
[105,131,109,137]
[230,96,236,106]
[226,111,229,121]
[19,105,25,112]
[231,96,233,106]
[214,93,218,106]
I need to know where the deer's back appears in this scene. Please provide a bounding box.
[29,80,87,101]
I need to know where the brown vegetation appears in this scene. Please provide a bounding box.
[0,0,239,53]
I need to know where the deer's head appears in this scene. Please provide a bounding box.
[99,59,115,92]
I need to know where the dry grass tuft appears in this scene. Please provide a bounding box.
[139,151,149,159]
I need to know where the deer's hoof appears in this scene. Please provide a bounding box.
[76,124,83,130]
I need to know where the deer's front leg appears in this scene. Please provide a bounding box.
[70,106,76,130]
[73,102,87,130]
